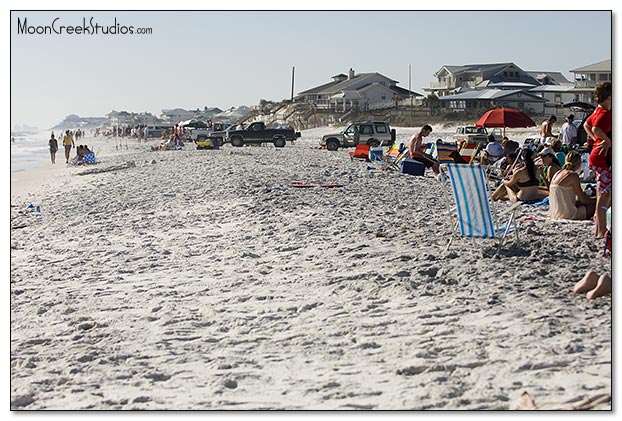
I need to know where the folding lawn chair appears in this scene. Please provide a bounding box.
[348,144,370,161]
[435,140,459,164]
[386,144,401,159]
[441,163,521,254]
[458,142,480,164]
[385,148,410,171]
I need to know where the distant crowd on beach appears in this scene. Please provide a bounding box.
[406,81,611,300]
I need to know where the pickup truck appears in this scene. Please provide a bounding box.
[452,126,489,145]
[226,122,301,148]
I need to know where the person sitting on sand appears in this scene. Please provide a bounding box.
[481,134,504,165]
[69,145,85,165]
[407,124,440,175]
[536,147,562,189]
[548,151,596,220]
[502,136,520,156]
[492,148,540,203]
[573,270,611,300]
[550,138,567,166]
[491,152,518,180]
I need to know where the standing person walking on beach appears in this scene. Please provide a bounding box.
[407,124,440,175]
[584,81,612,239]
[48,133,58,164]
[62,130,75,164]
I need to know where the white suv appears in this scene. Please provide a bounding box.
[320,121,395,151]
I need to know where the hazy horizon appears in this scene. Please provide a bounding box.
[10,10,612,130]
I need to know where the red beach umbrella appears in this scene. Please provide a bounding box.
[476,107,536,136]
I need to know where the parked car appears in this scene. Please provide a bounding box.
[179,119,208,129]
[452,126,489,145]
[208,123,239,144]
[320,121,395,151]
[190,122,232,141]
[145,125,174,138]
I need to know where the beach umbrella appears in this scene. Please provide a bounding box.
[475,107,536,137]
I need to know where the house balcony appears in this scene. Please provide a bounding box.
[574,80,597,89]
[427,81,477,90]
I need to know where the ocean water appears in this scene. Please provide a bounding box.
[10,132,53,172]
[10,132,130,172]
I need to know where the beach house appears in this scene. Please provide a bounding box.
[437,89,546,114]
[570,59,612,104]
[160,108,198,124]
[423,63,541,98]
[426,62,583,115]
[295,69,422,111]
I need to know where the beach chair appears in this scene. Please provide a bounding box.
[458,142,480,164]
[442,163,521,254]
[386,148,410,171]
[386,144,400,159]
[435,140,459,164]
[348,144,370,161]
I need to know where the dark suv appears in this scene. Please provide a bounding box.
[320,121,395,151]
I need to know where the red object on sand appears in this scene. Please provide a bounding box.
[475,107,536,129]
[291,183,344,188]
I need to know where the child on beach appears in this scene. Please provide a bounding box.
[48,134,58,164]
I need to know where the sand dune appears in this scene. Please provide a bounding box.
[10,129,611,410]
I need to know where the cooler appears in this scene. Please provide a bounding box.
[400,158,425,176]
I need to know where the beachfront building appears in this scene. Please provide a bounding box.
[160,108,198,124]
[106,110,133,126]
[423,63,541,97]
[528,85,576,116]
[438,89,546,114]
[295,68,422,111]
[570,59,612,104]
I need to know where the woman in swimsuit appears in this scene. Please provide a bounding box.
[549,151,596,220]
[492,148,540,203]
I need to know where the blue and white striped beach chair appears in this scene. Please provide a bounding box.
[443,163,521,254]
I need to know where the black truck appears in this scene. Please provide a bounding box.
[225,122,301,148]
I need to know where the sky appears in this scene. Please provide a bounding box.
[8,6,615,131]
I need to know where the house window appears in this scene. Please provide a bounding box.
[555,93,562,103]
[381,95,386,100]
[503,71,508,77]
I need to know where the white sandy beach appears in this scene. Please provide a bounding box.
[10,128,611,410]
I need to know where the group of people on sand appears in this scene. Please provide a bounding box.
[405,82,612,300]
[48,130,95,165]
[48,130,76,164]
[491,82,611,235]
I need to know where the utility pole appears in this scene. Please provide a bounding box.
[409,64,413,108]
[291,66,295,102]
